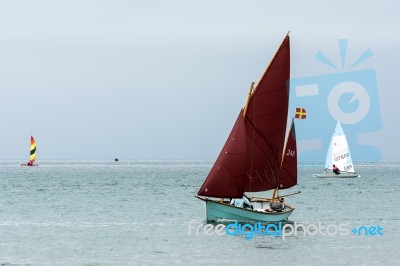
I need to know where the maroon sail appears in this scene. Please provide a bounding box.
[242,35,290,192]
[197,111,247,198]
[278,119,297,189]
[198,35,292,198]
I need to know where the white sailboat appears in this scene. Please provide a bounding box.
[313,121,360,178]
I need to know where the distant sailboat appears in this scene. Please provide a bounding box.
[196,34,299,223]
[21,136,38,167]
[313,121,359,178]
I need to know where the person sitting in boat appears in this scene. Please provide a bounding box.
[27,161,32,166]
[270,197,285,212]
[230,195,253,210]
[332,164,340,175]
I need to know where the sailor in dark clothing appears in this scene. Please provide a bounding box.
[332,164,340,175]
[270,197,285,212]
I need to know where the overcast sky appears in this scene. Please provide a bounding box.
[0,1,399,160]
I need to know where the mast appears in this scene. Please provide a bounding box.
[243,82,255,118]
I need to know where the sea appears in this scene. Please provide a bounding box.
[0,160,399,265]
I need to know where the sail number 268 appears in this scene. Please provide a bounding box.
[286,149,296,157]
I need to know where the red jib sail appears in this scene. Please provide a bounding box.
[198,35,296,198]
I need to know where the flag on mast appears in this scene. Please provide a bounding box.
[295,107,306,119]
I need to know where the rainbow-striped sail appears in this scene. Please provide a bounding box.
[22,135,38,166]
[29,136,37,163]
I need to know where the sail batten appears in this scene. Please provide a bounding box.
[198,35,296,198]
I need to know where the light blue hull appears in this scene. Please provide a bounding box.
[205,199,293,223]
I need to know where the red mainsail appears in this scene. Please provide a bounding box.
[198,34,296,198]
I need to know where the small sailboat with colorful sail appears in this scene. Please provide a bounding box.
[196,34,300,223]
[313,121,359,178]
[21,136,38,167]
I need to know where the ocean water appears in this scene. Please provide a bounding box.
[0,160,399,265]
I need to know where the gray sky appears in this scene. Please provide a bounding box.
[0,1,399,160]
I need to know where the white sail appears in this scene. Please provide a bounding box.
[325,121,355,173]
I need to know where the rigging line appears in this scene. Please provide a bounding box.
[291,183,301,194]
[250,120,281,186]
[246,134,277,188]
[244,94,285,189]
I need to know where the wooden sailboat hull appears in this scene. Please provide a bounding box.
[313,172,360,178]
[204,199,293,223]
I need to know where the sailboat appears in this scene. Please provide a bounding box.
[196,34,299,223]
[21,136,38,167]
[313,121,360,178]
